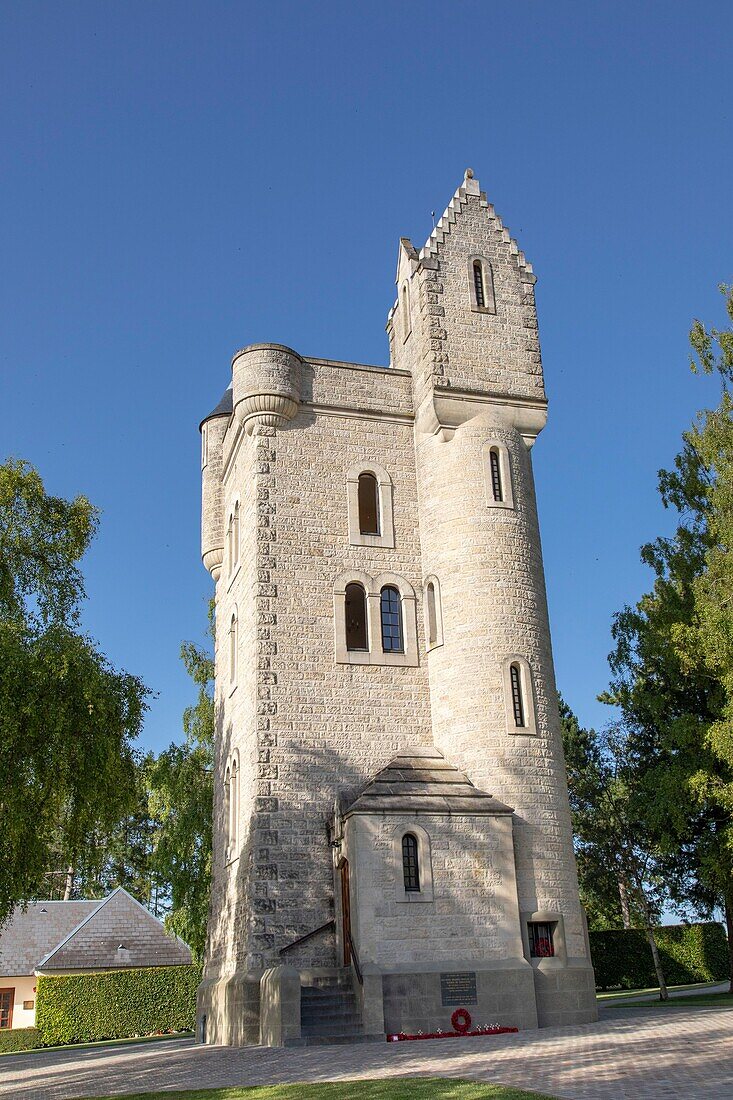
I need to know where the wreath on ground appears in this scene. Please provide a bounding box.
[450,1008,472,1034]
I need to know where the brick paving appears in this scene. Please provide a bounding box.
[1,1005,731,1100]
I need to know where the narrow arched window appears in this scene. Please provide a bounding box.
[490,448,503,502]
[224,765,231,850]
[226,514,233,574]
[402,283,411,340]
[229,758,238,853]
[357,473,380,535]
[510,663,525,728]
[380,586,404,653]
[402,833,420,892]
[426,581,438,647]
[229,612,237,683]
[233,501,240,566]
[345,583,368,651]
[473,260,485,308]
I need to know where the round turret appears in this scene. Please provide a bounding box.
[200,392,231,580]
[231,343,302,432]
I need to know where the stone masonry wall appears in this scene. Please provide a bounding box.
[348,813,524,969]
[253,403,433,970]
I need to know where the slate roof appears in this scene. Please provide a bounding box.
[0,901,100,977]
[344,747,514,817]
[0,888,192,976]
[200,386,233,428]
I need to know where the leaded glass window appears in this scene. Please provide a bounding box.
[380,586,403,653]
[402,833,420,892]
[510,663,525,727]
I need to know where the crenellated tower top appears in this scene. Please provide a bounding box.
[387,169,546,442]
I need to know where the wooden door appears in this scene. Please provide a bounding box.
[0,989,14,1030]
[340,859,351,966]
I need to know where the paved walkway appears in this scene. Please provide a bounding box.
[1,1005,732,1100]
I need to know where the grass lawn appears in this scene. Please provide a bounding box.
[75,1081,558,1100]
[0,1031,193,1058]
[596,980,722,1002]
[608,990,733,1009]
[650,992,733,1009]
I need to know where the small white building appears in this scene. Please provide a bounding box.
[0,887,192,1030]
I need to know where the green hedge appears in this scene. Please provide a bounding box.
[590,921,729,990]
[0,1027,46,1054]
[35,964,201,1046]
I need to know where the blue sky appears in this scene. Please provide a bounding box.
[1,1,731,753]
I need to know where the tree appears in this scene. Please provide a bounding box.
[45,755,162,910]
[603,286,733,990]
[0,459,150,926]
[147,620,214,960]
[559,698,671,995]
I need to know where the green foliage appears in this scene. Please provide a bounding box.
[147,610,214,959]
[602,287,733,985]
[0,457,97,629]
[76,1082,558,1100]
[0,622,150,925]
[559,697,667,933]
[35,965,200,1046]
[0,459,150,926]
[0,1027,46,1053]
[590,922,729,990]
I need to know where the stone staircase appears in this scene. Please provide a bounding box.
[300,970,372,1045]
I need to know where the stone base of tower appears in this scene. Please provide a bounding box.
[380,960,539,1035]
[531,960,598,1027]
[196,970,262,1046]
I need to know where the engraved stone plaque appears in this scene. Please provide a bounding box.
[440,971,478,1006]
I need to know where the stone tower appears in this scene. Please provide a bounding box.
[197,170,597,1047]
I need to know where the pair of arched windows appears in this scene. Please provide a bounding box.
[227,501,240,575]
[225,756,239,860]
[345,583,404,654]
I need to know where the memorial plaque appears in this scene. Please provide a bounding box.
[440,971,478,1006]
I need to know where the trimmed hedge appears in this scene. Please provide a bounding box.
[590,921,729,990]
[35,964,201,1046]
[0,1027,47,1054]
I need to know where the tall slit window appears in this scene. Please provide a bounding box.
[473,260,486,308]
[380,586,404,653]
[224,766,231,851]
[510,662,525,728]
[229,612,237,683]
[490,448,503,502]
[402,833,420,892]
[229,758,239,854]
[233,501,240,566]
[345,583,368,651]
[426,581,438,646]
[357,473,380,535]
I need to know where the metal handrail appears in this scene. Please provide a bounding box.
[278,919,335,956]
[346,928,363,985]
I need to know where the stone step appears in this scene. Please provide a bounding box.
[303,1034,383,1046]
[302,1019,363,1033]
[302,1013,362,1028]
[301,993,357,1008]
